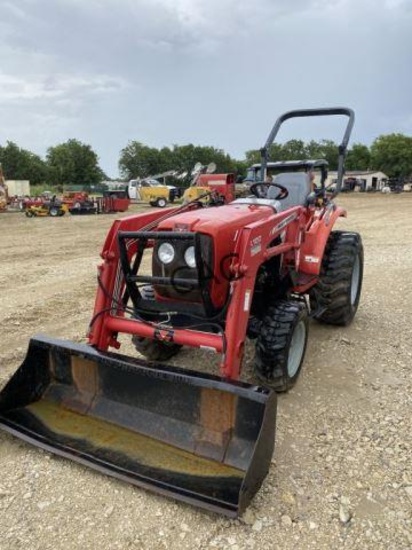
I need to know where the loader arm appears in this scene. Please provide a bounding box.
[89,205,304,379]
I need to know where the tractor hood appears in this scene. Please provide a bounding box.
[158,203,274,236]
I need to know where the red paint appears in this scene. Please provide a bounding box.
[88,199,346,380]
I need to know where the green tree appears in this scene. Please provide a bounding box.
[281,139,307,160]
[118,141,165,180]
[231,159,249,178]
[46,139,105,185]
[370,133,412,178]
[346,143,371,171]
[119,141,238,180]
[307,139,339,170]
[0,141,48,184]
[170,144,235,174]
[159,146,175,173]
[245,139,340,169]
[244,148,261,165]
[244,143,284,165]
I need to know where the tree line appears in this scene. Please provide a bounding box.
[0,140,105,186]
[1,133,411,187]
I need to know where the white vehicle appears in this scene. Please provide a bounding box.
[128,178,179,202]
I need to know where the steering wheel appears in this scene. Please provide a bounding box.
[249,181,289,201]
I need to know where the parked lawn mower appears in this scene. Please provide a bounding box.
[0,108,363,517]
[21,197,46,210]
[25,198,68,217]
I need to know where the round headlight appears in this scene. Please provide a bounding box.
[158,242,175,264]
[184,246,196,268]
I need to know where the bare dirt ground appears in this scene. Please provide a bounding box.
[0,194,411,550]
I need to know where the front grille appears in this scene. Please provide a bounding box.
[117,230,216,318]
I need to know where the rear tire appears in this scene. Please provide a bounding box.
[254,300,309,392]
[157,197,167,208]
[309,231,363,325]
[49,206,59,217]
[132,286,182,361]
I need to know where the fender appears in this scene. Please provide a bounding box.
[299,204,347,276]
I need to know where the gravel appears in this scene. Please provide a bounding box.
[0,194,411,549]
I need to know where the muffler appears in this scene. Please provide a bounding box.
[0,335,277,517]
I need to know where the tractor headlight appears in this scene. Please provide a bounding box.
[184,246,196,268]
[157,242,175,264]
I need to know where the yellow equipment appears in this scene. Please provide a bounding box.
[25,200,68,218]
[139,185,170,208]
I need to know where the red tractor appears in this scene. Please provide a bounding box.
[0,108,363,517]
[92,107,362,383]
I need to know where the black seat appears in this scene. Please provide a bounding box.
[271,173,311,209]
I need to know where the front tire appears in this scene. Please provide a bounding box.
[254,300,309,392]
[157,197,167,208]
[310,231,363,325]
[132,336,182,361]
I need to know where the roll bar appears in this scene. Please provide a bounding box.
[260,107,355,196]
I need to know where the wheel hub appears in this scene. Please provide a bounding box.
[350,255,360,305]
[287,320,306,378]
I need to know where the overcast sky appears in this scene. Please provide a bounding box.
[0,0,411,177]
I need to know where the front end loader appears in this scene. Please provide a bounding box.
[0,108,363,517]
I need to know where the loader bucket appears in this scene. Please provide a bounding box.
[0,336,277,517]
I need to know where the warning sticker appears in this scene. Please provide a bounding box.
[250,236,262,256]
[304,255,320,264]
